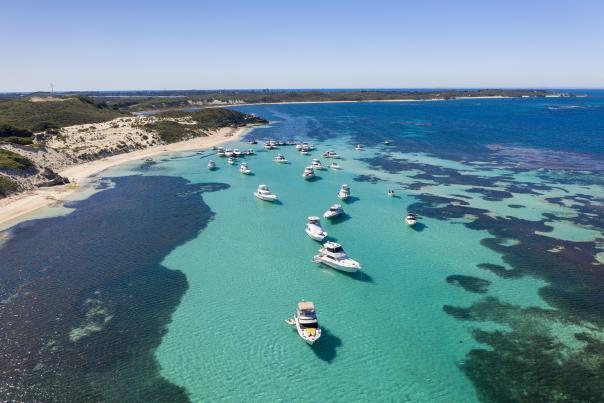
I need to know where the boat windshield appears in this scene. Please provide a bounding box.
[300,322,318,329]
[327,246,343,253]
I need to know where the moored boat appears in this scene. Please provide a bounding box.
[405,213,417,226]
[289,301,321,345]
[338,184,350,200]
[273,153,288,163]
[388,189,395,197]
[323,203,344,219]
[355,144,363,151]
[225,148,234,157]
[330,162,342,170]
[217,147,226,157]
[313,241,362,272]
[239,162,251,175]
[233,149,242,157]
[227,157,236,165]
[254,184,278,202]
[311,158,325,170]
[305,216,328,242]
[207,160,216,170]
[323,150,341,159]
[302,166,315,180]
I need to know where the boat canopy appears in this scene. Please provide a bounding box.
[298,301,315,311]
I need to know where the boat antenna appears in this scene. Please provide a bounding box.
[49,83,55,97]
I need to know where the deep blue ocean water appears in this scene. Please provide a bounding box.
[1,92,604,401]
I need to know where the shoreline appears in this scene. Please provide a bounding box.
[0,126,252,230]
[136,94,564,115]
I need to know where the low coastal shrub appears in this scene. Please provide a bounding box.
[0,174,20,197]
[0,149,34,170]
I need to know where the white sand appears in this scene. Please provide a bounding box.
[0,126,250,229]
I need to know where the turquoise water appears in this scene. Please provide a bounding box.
[2,96,604,401]
[151,136,548,401]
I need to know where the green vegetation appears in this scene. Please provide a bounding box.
[0,174,20,197]
[79,89,562,111]
[146,109,267,143]
[144,120,198,143]
[0,149,34,170]
[0,96,124,132]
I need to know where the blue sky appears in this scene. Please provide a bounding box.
[1,0,603,91]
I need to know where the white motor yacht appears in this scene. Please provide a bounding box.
[323,204,344,219]
[355,144,363,151]
[302,166,315,180]
[273,153,288,163]
[254,184,278,202]
[305,216,328,242]
[330,162,342,170]
[338,184,350,200]
[313,242,362,272]
[289,301,321,345]
[239,162,251,175]
[225,148,234,157]
[233,149,242,157]
[388,189,395,197]
[384,140,391,145]
[405,213,417,226]
[227,157,236,165]
[217,147,226,157]
[311,159,325,170]
[207,160,216,170]
[323,150,341,159]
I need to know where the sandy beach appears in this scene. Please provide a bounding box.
[0,126,251,229]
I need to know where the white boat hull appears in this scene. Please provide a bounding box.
[314,255,361,273]
[254,193,278,202]
[305,227,327,242]
[294,318,321,344]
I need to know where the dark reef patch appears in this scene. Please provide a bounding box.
[477,263,522,279]
[466,187,514,202]
[352,174,384,184]
[0,175,228,401]
[446,275,491,293]
[443,297,604,402]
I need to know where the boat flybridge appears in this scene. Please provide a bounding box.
[227,157,236,165]
[313,241,362,273]
[302,166,315,180]
[305,216,328,242]
[323,204,344,219]
[239,162,251,175]
[323,150,341,159]
[286,301,322,345]
[217,147,226,157]
[330,162,342,170]
[254,184,278,202]
[273,153,288,163]
[405,213,417,226]
[338,184,350,200]
[207,160,216,170]
[311,159,325,170]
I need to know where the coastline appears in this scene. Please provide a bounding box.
[135,94,564,115]
[0,126,252,230]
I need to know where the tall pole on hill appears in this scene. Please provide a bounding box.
[50,83,55,96]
